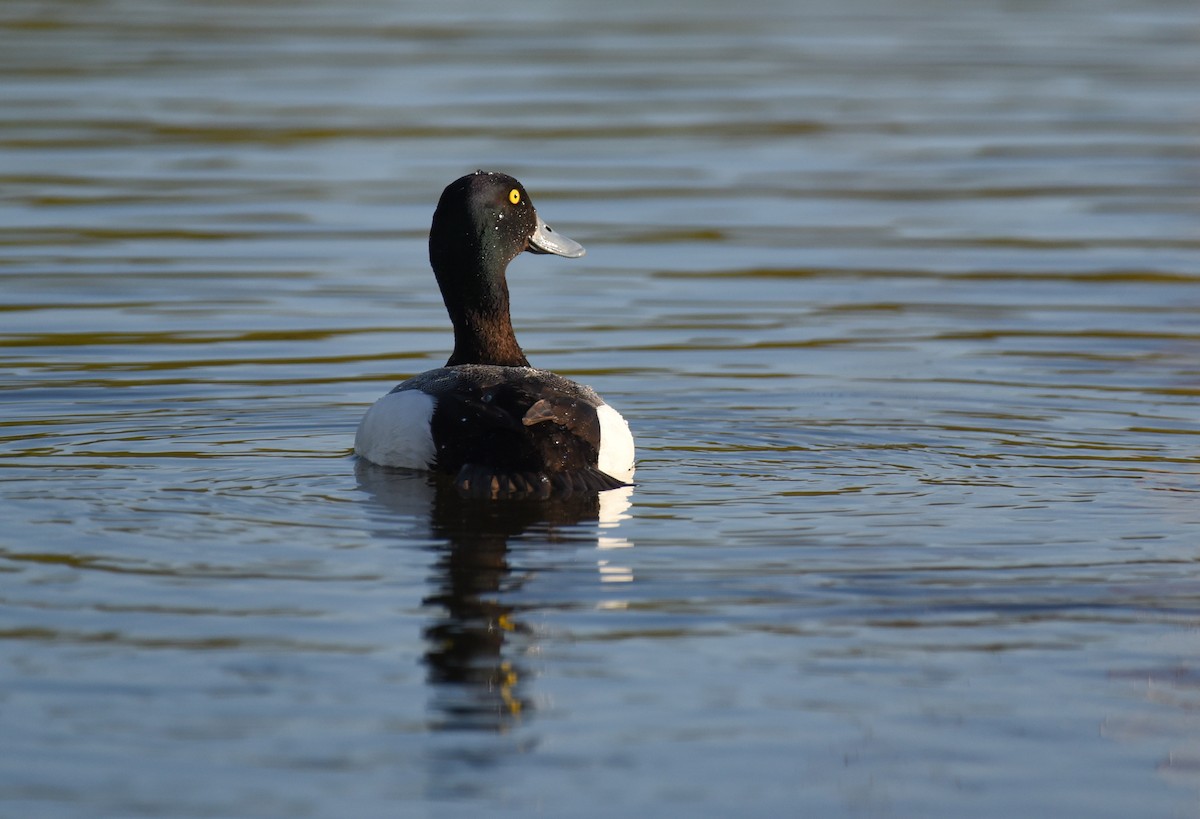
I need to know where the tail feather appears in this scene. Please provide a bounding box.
[454,463,630,499]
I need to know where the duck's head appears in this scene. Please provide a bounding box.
[430,170,584,275]
[428,171,585,367]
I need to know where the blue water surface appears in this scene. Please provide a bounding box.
[2,0,1200,816]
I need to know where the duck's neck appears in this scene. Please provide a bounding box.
[446,305,530,367]
[434,256,530,368]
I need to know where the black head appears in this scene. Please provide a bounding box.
[428,171,585,367]
[429,171,583,273]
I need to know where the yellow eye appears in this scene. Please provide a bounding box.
[508,189,521,204]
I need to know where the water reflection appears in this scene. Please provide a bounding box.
[355,461,633,733]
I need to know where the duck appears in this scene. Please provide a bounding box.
[355,171,635,498]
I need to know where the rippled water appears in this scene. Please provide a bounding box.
[3,0,1200,816]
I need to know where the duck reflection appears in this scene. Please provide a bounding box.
[355,460,633,733]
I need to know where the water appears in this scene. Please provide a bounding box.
[2,0,1199,815]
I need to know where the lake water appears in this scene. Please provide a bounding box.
[2,0,1199,815]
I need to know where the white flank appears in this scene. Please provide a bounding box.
[595,403,636,483]
[354,390,437,469]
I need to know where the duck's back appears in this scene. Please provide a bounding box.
[355,365,634,497]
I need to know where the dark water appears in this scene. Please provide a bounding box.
[3,0,1200,816]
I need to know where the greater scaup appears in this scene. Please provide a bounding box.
[355,171,635,498]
